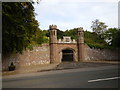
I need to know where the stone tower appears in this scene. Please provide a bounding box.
[49,25,58,63]
[77,27,85,61]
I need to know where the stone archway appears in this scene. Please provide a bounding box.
[61,49,74,62]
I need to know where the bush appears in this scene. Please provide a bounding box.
[27,44,33,51]
[87,43,116,50]
[8,62,16,71]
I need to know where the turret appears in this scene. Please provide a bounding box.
[77,27,84,44]
[49,25,57,44]
[49,25,58,63]
[77,27,85,61]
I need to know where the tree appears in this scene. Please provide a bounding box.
[91,19,108,38]
[104,28,120,47]
[32,29,49,44]
[2,2,39,54]
[63,29,77,39]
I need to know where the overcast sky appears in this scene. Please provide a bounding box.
[33,0,119,31]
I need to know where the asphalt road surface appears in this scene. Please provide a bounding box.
[2,65,120,88]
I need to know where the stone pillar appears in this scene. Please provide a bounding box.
[49,25,58,63]
[77,27,85,62]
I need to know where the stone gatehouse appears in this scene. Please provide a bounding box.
[49,25,85,63]
[2,25,119,71]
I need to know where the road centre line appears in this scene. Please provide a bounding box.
[88,77,120,83]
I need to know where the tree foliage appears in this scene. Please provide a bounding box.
[3,2,119,55]
[91,19,108,38]
[63,29,77,39]
[2,2,39,54]
[32,29,49,45]
[104,28,120,47]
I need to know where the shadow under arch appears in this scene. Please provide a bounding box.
[61,48,75,62]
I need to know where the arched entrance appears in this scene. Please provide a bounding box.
[62,49,74,62]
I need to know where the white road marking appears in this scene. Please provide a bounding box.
[88,77,120,83]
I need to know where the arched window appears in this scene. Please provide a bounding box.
[54,30,56,35]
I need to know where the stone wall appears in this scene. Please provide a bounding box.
[85,44,120,61]
[2,43,119,71]
[2,44,50,71]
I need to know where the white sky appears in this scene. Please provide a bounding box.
[33,0,119,31]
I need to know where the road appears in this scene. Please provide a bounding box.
[2,65,119,88]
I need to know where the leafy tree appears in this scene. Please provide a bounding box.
[91,19,108,38]
[63,29,77,39]
[104,28,120,47]
[84,31,108,49]
[32,29,49,44]
[57,29,64,39]
[2,2,39,54]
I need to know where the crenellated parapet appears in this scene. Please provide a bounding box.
[58,36,76,43]
[77,27,84,32]
[77,27,84,44]
[49,24,57,30]
[49,24,57,44]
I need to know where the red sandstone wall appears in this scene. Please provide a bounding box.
[2,43,119,71]
[84,44,120,61]
[2,44,50,71]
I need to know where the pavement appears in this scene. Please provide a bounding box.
[2,61,119,76]
[55,61,119,70]
[2,63,58,76]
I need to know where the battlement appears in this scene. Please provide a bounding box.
[77,27,84,32]
[49,24,57,30]
[58,36,76,43]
